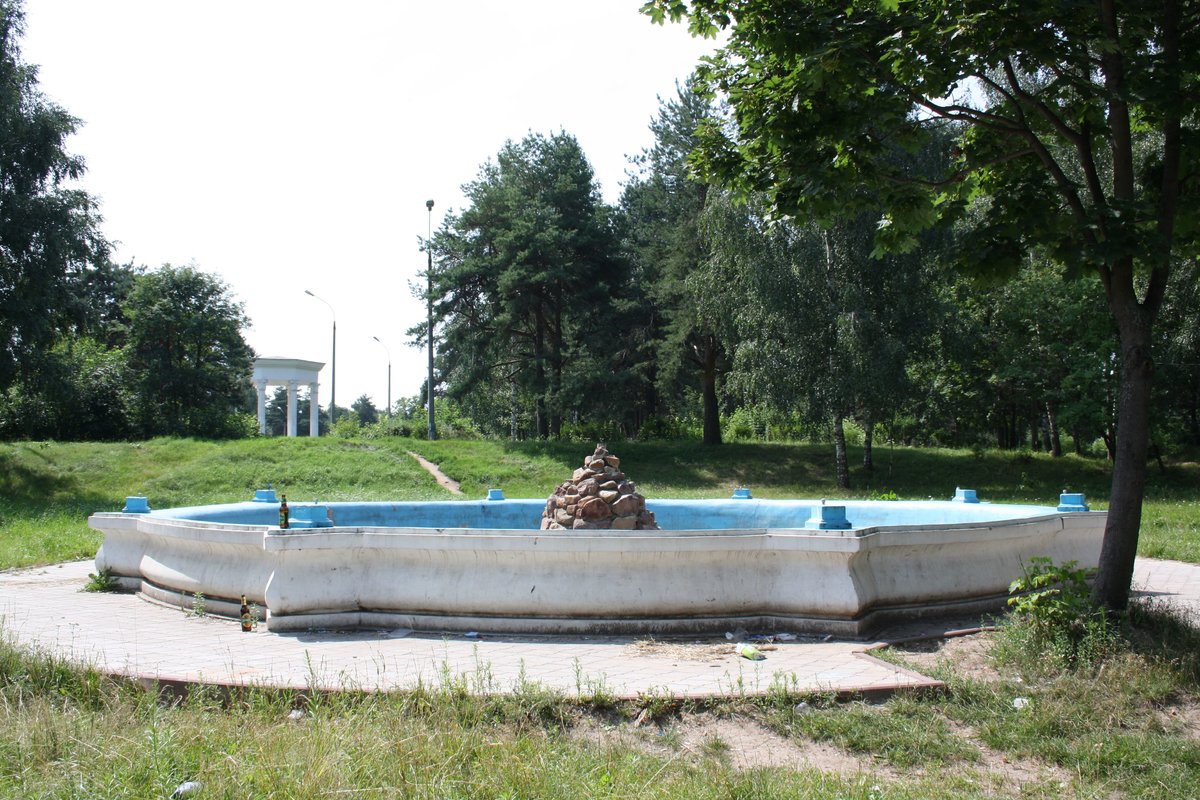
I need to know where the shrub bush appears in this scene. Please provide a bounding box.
[330,415,362,438]
[559,419,628,444]
[636,416,698,441]
[997,557,1120,671]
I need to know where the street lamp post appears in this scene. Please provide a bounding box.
[372,336,391,417]
[425,199,438,440]
[304,289,336,425]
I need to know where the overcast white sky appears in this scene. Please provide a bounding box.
[19,1,717,413]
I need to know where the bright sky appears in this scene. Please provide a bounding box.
[19,1,717,413]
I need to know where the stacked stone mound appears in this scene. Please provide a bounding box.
[540,444,659,531]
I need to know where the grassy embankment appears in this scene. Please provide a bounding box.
[1,437,1197,569]
[1,437,1198,798]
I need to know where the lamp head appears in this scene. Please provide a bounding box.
[372,336,380,343]
[304,289,314,297]
[426,199,434,210]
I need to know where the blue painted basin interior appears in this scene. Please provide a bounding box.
[148,498,1065,531]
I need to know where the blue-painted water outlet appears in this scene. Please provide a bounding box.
[805,504,852,530]
[487,488,506,501]
[252,488,278,503]
[731,488,753,500]
[1057,492,1089,512]
[953,487,979,503]
[122,496,151,514]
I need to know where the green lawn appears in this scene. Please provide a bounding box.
[1,436,1197,570]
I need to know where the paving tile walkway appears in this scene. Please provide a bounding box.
[1,558,1195,699]
[1132,556,1200,616]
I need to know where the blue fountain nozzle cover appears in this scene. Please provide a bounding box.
[953,487,979,503]
[805,504,851,530]
[123,496,151,514]
[1057,492,1089,512]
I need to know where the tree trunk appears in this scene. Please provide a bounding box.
[701,336,722,446]
[533,308,548,439]
[510,375,519,441]
[1088,0,1178,613]
[1046,403,1062,457]
[1004,404,1019,449]
[1091,308,1154,613]
[1186,395,1200,445]
[833,412,851,489]
[550,294,563,438]
[1102,424,1117,462]
[862,416,874,471]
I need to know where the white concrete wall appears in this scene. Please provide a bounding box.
[89,510,1106,637]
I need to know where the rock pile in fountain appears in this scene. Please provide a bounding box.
[540,444,659,530]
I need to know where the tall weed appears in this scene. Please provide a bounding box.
[995,557,1120,672]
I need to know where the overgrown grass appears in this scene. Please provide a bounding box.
[952,611,1200,799]
[0,633,996,800]
[1,437,1198,569]
[4,606,1199,799]
[960,568,1200,796]
[768,694,979,768]
[829,600,1200,798]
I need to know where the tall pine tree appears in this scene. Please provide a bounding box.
[621,78,728,444]
[425,132,629,438]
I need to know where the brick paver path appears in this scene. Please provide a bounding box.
[2,557,1195,698]
[1,561,937,698]
[1133,556,1200,617]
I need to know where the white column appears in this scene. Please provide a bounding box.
[308,382,320,437]
[255,380,269,435]
[286,381,299,437]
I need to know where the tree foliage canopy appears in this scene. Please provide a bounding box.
[426,131,629,438]
[646,0,1197,284]
[0,0,109,391]
[125,265,253,438]
[621,78,728,444]
[644,0,1199,610]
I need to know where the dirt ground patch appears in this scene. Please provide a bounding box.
[1158,698,1200,741]
[569,706,1076,795]
[407,451,463,495]
[571,710,888,776]
[627,638,766,663]
[942,717,1076,795]
[566,628,1147,796]
[884,630,1005,683]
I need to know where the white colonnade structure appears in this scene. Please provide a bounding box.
[251,357,326,437]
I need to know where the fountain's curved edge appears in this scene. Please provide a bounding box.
[88,500,1105,638]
